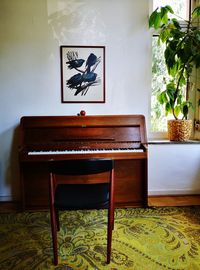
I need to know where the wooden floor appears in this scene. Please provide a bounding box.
[0,195,200,213]
[148,195,200,207]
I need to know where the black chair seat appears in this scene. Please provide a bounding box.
[55,183,109,210]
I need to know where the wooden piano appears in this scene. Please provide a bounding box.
[19,114,148,210]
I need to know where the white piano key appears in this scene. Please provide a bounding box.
[28,148,144,155]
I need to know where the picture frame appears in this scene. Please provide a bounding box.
[60,45,105,103]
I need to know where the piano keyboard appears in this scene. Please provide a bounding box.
[28,148,144,155]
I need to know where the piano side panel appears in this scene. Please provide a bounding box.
[20,159,148,210]
[115,160,147,207]
[21,162,49,209]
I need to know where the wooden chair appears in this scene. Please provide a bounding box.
[48,158,115,265]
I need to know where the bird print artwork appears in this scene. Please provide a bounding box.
[65,50,101,96]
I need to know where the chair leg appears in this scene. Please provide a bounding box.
[50,206,58,265]
[107,167,114,264]
[112,209,115,230]
[107,208,113,264]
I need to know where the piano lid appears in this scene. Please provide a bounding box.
[19,115,147,151]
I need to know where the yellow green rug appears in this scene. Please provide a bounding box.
[0,207,200,270]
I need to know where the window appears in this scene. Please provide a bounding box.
[150,0,191,133]
[153,0,190,20]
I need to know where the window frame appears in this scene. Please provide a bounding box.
[149,0,193,140]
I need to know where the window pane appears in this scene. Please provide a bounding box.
[151,0,190,132]
[151,36,187,132]
[153,0,190,20]
[151,37,169,132]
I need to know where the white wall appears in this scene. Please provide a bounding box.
[149,144,200,195]
[0,0,199,201]
[0,0,151,200]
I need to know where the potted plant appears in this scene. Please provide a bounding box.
[149,4,200,141]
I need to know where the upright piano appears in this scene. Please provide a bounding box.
[19,114,148,210]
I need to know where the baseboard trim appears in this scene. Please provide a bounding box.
[0,196,13,202]
[0,201,21,212]
[148,189,200,196]
[1,194,200,212]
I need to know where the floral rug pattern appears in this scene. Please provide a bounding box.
[0,207,200,270]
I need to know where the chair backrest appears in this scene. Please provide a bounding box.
[48,158,115,265]
[48,159,114,176]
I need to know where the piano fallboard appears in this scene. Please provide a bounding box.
[19,114,148,210]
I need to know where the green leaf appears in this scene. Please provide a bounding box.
[177,77,186,88]
[192,6,200,18]
[165,5,174,14]
[162,13,168,24]
[166,82,176,97]
[165,47,176,72]
[174,106,181,118]
[178,48,187,63]
[149,8,159,28]
[160,7,166,18]
[165,102,172,113]
[184,38,193,57]
[160,7,169,24]
[159,27,171,42]
[182,104,189,118]
[177,94,183,105]
[158,91,168,105]
[154,12,162,29]
[172,18,180,29]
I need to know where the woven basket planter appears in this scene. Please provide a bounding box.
[167,120,192,141]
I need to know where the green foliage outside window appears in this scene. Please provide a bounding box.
[151,0,188,132]
[150,0,200,132]
[151,38,169,131]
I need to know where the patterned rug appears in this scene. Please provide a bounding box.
[0,207,200,270]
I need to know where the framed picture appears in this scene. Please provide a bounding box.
[60,45,105,103]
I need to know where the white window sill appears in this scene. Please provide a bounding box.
[148,140,200,144]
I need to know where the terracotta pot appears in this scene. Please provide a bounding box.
[167,120,192,141]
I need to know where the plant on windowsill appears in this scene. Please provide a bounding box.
[149,5,200,141]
